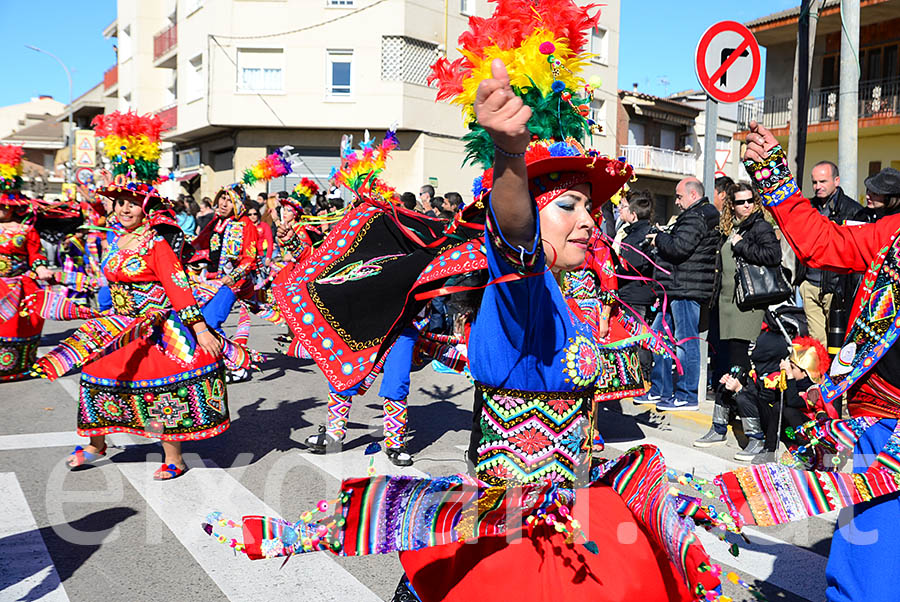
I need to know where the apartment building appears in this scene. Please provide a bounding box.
[99,0,620,202]
[738,0,900,201]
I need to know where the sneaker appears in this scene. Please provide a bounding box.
[751,451,777,465]
[733,438,765,462]
[693,428,727,448]
[632,393,662,404]
[655,397,699,412]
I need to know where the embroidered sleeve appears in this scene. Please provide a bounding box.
[148,236,203,314]
[177,304,204,326]
[742,144,799,208]
[485,211,541,274]
[229,219,259,282]
[281,224,308,258]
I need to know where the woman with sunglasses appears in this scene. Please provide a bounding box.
[695,182,782,457]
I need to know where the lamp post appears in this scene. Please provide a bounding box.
[25,45,74,183]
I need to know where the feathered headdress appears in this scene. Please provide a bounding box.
[330,129,398,203]
[241,148,292,186]
[0,144,27,205]
[429,0,631,212]
[91,111,167,208]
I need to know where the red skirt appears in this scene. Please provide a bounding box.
[0,276,44,380]
[400,482,694,602]
[78,336,230,441]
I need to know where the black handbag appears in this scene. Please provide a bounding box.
[733,255,793,311]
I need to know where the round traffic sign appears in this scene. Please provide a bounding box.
[75,167,94,185]
[695,20,761,104]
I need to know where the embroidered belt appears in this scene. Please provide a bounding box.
[468,382,593,488]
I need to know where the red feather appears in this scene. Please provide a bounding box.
[792,336,830,376]
[428,57,468,101]
[0,144,24,166]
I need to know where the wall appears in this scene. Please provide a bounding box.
[803,130,900,202]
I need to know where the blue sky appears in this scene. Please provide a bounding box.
[619,0,800,98]
[1,0,116,106]
[1,0,803,108]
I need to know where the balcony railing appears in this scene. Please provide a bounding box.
[621,145,697,176]
[157,103,177,131]
[103,65,118,90]
[738,77,900,130]
[153,22,177,61]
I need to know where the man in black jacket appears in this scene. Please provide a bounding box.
[617,191,656,381]
[641,177,720,411]
[797,161,867,348]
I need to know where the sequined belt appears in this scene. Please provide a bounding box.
[468,382,594,488]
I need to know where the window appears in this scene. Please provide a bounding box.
[178,148,200,169]
[211,148,234,171]
[627,122,644,146]
[187,54,204,100]
[589,98,607,135]
[381,36,439,86]
[869,161,882,176]
[590,26,608,64]
[660,126,677,150]
[460,0,474,15]
[237,48,283,93]
[326,0,354,6]
[327,50,353,97]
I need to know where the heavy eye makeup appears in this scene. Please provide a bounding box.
[554,195,591,214]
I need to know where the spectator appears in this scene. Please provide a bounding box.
[713,175,735,213]
[796,161,867,345]
[439,209,455,220]
[616,190,656,382]
[420,185,436,216]
[247,201,274,267]
[195,196,215,233]
[641,177,720,411]
[444,191,464,213]
[173,197,197,238]
[713,182,782,382]
[433,196,445,215]
[257,192,267,207]
[864,167,900,220]
[401,192,417,211]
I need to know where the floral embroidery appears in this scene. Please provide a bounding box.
[95,392,134,422]
[509,427,552,455]
[109,284,137,315]
[172,270,190,290]
[561,334,599,387]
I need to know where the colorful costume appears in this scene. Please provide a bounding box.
[34,112,232,445]
[207,4,725,601]
[712,144,900,601]
[0,145,52,380]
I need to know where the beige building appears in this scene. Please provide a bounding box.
[99,0,620,202]
[739,0,900,201]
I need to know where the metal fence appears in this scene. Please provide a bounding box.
[737,78,900,130]
[621,145,696,176]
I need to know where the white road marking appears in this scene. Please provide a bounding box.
[0,472,71,602]
[0,431,140,452]
[116,460,380,602]
[299,446,427,480]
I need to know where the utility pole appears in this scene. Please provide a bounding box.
[788,0,821,178]
[838,0,860,199]
[25,45,73,183]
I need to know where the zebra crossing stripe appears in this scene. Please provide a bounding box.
[0,472,71,602]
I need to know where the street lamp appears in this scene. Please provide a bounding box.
[25,45,74,183]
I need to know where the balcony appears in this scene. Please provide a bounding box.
[103,65,118,95]
[153,22,177,67]
[157,103,177,132]
[738,78,900,131]
[621,145,697,177]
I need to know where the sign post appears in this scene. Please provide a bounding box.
[694,21,761,404]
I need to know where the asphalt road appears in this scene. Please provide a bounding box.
[1,316,836,602]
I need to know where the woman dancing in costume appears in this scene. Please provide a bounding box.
[33,112,226,480]
[0,145,57,381]
[207,4,724,600]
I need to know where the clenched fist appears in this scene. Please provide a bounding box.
[474,59,532,155]
[741,121,780,163]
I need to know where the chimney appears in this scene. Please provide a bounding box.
[632,83,638,93]
[38,95,53,100]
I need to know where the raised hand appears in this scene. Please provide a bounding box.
[742,121,780,163]
[474,59,532,154]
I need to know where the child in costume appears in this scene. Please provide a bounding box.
[781,336,837,430]
[33,111,229,481]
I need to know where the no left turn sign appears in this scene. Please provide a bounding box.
[695,20,761,104]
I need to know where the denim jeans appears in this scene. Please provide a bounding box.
[649,299,701,402]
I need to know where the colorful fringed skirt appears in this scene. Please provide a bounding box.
[77,337,229,441]
[0,276,44,381]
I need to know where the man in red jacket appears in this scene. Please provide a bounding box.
[743,120,900,601]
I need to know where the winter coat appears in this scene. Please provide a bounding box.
[718,211,783,341]
[654,197,721,303]
[616,219,657,307]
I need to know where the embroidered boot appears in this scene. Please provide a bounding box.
[306,393,352,454]
[383,398,413,467]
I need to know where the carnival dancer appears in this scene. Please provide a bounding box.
[0,144,57,380]
[33,111,228,480]
[724,121,900,600]
[208,4,722,600]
